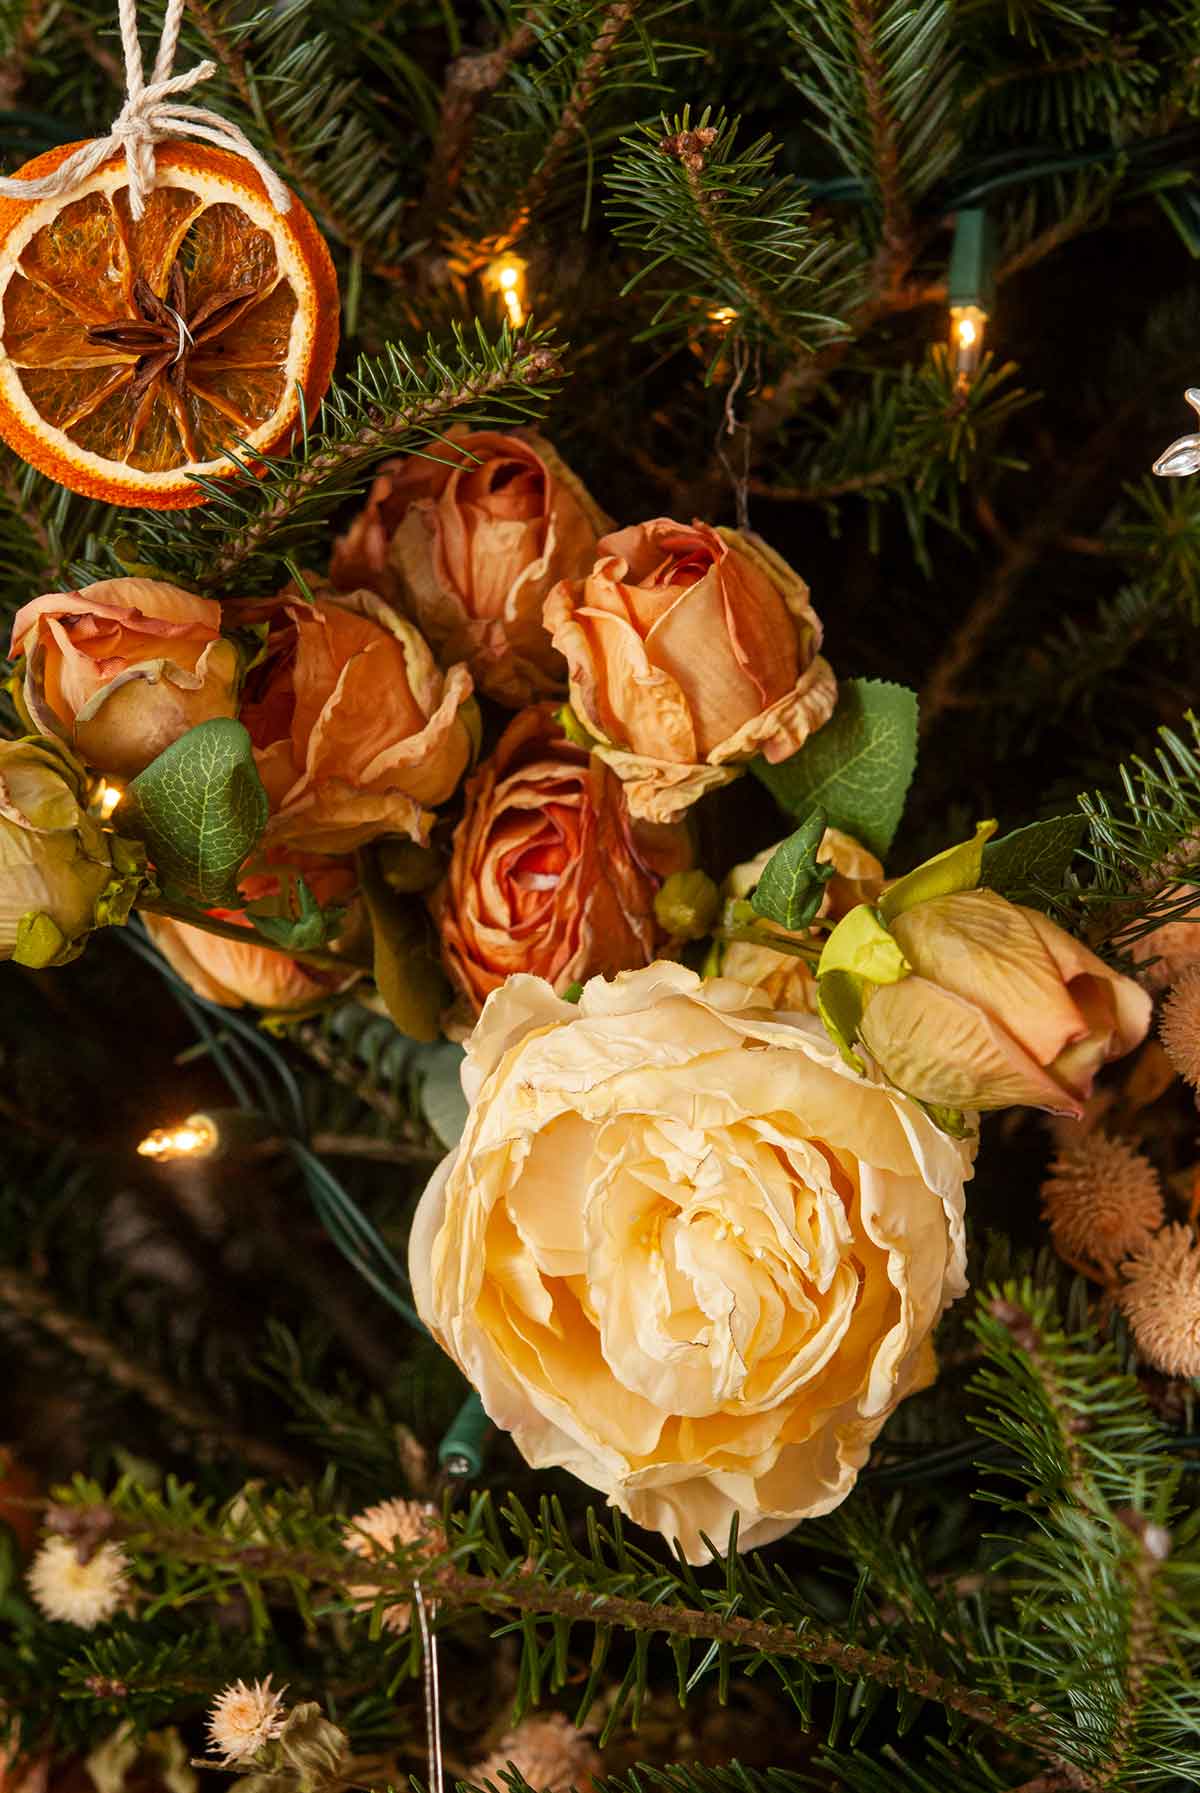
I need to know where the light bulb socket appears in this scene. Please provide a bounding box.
[948,207,997,313]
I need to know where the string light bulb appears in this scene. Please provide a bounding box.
[137,1113,219,1162]
[946,207,996,388]
[94,780,123,821]
[486,254,528,328]
[949,304,988,380]
[708,305,737,331]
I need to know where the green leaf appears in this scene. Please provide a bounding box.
[359,851,447,1042]
[248,877,344,952]
[751,679,918,858]
[418,1042,470,1148]
[877,820,996,923]
[124,720,268,906]
[980,814,1086,909]
[750,808,833,930]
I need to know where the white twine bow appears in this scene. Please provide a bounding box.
[0,0,291,220]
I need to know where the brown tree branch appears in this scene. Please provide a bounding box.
[84,1511,1086,1781]
[919,400,1140,733]
[416,14,539,237]
[493,0,639,249]
[0,1266,308,1479]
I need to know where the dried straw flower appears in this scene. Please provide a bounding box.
[473,1714,601,1793]
[1040,1131,1164,1272]
[341,1498,442,1633]
[1120,1224,1200,1378]
[1130,885,1200,990]
[27,1536,129,1627]
[207,1676,288,1765]
[1160,963,1200,1090]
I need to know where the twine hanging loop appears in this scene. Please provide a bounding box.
[0,0,291,219]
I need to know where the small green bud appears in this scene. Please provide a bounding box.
[556,704,598,750]
[375,839,442,893]
[654,870,721,941]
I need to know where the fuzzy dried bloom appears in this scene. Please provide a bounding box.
[1120,1224,1200,1378]
[341,1498,441,1633]
[1041,1132,1165,1271]
[207,1676,288,1765]
[473,1715,601,1793]
[27,1536,129,1627]
[1160,964,1200,1091]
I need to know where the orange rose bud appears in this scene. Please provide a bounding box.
[331,428,610,706]
[434,703,692,1014]
[543,519,837,823]
[9,577,239,779]
[240,590,474,855]
[145,857,362,1012]
[858,891,1152,1117]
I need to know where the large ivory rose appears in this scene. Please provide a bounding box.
[410,963,972,1561]
[543,519,837,823]
[9,578,239,779]
[723,828,884,1012]
[434,704,691,1014]
[239,590,474,855]
[332,429,609,707]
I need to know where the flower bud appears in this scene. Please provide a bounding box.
[9,579,239,780]
[654,869,720,940]
[0,737,145,965]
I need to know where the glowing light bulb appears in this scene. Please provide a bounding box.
[137,1114,219,1163]
[708,305,737,331]
[949,304,988,381]
[487,255,528,328]
[94,781,124,820]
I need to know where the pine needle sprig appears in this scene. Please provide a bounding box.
[781,0,960,251]
[606,106,859,360]
[129,324,564,595]
[1078,712,1200,942]
[172,0,425,277]
[449,0,691,257]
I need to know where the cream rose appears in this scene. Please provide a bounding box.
[410,963,972,1562]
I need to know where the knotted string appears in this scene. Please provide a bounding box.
[0,0,291,219]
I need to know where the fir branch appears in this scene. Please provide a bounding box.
[0,1264,307,1479]
[607,107,857,357]
[513,0,641,231]
[416,12,540,234]
[131,325,563,595]
[845,0,910,267]
[61,1493,1070,1768]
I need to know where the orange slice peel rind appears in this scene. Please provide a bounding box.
[0,140,339,508]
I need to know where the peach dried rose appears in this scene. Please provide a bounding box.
[855,890,1151,1117]
[434,704,690,1013]
[410,962,972,1562]
[332,429,608,705]
[9,578,239,779]
[543,518,836,823]
[239,590,474,855]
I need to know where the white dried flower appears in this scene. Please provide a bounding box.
[27,1536,129,1627]
[473,1714,601,1793]
[207,1676,288,1765]
[341,1498,441,1633]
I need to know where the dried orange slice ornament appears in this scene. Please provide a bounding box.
[0,140,338,508]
